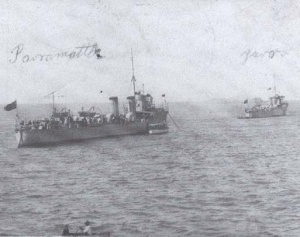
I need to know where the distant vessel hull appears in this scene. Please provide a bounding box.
[239,107,288,119]
[16,122,148,147]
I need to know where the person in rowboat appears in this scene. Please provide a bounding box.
[79,220,92,235]
[61,224,70,236]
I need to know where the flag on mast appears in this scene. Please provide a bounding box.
[4,100,17,111]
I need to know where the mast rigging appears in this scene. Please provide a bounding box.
[131,49,136,96]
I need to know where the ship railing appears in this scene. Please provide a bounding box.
[17,114,141,132]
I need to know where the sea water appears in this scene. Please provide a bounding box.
[1,101,300,236]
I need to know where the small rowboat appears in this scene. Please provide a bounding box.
[148,122,168,135]
[61,224,110,237]
[149,128,169,134]
[61,231,110,236]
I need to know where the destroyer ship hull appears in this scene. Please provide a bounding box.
[240,107,288,119]
[16,122,148,147]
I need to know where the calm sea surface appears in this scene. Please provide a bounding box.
[1,101,300,236]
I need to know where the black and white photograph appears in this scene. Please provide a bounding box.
[1,0,300,236]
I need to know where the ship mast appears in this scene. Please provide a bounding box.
[45,91,56,114]
[131,49,136,96]
[52,92,55,110]
[273,75,277,95]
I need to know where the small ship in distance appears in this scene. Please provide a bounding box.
[240,86,288,119]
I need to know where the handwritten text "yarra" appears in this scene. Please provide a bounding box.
[9,43,102,64]
[241,49,288,63]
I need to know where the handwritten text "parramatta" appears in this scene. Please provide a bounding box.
[9,43,102,64]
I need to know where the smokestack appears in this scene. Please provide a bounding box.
[127,96,136,113]
[109,97,119,117]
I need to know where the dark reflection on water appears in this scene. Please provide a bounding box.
[1,102,300,236]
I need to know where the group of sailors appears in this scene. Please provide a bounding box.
[18,113,137,131]
[245,104,281,113]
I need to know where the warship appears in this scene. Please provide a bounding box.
[11,52,168,147]
[239,89,288,119]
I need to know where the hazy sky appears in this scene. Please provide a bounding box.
[1,0,300,104]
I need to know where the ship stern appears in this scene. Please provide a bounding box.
[16,130,23,148]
